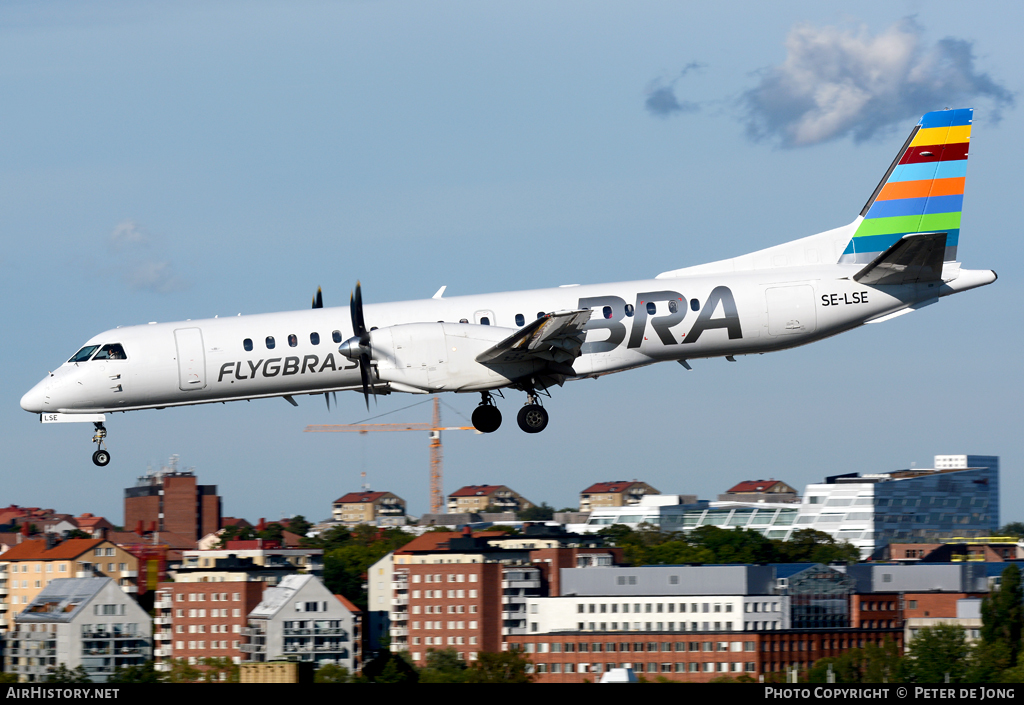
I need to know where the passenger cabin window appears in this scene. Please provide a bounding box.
[243,338,253,352]
[602,306,613,320]
[93,344,127,360]
[69,346,100,363]
[459,319,469,324]
[646,302,657,315]
[536,312,545,319]
[624,304,634,317]
[690,299,700,311]
[266,336,276,350]
[480,317,490,325]
[668,299,678,314]
[332,331,342,344]
[515,313,525,327]
[288,334,298,347]
[310,332,320,345]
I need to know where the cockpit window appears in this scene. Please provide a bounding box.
[93,344,127,360]
[68,345,100,363]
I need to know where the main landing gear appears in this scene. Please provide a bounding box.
[472,392,502,433]
[92,422,110,467]
[517,392,548,434]
[471,390,550,434]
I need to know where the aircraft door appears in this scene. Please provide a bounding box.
[174,328,207,390]
[765,285,817,337]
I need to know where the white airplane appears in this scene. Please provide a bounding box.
[21,108,996,466]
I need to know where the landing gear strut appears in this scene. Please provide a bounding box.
[92,422,110,467]
[472,392,502,433]
[517,391,549,434]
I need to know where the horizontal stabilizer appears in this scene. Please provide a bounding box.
[852,232,947,286]
[475,309,592,369]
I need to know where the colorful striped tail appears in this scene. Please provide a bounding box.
[841,108,971,265]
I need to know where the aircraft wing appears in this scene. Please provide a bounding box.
[475,309,592,375]
[853,232,948,286]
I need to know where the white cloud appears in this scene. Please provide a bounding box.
[742,18,1013,147]
[106,219,188,293]
[109,219,149,250]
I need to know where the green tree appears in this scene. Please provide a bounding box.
[418,648,469,683]
[164,658,203,683]
[44,664,92,683]
[314,664,352,683]
[980,564,1023,670]
[107,661,159,683]
[998,522,1024,538]
[286,514,313,537]
[215,524,256,547]
[518,503,555,521]
[807,640,903,683]
[198,657,239,683]
[465,650,535,683]
[257,522,286,542]
[905,623,971,683]
[361,650,418,683]
[776,529,859,564]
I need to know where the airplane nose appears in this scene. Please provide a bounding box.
[20,381,47,413]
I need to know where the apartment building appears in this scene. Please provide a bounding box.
[243,574,361,673]
[331,491,406,526]
[0,539,139,636]
[152,555,287,672]
[447,485,534,515]
[124,461,220,543]
[579,481,661,513]
[4,577,151,683]
[179,542,323,576]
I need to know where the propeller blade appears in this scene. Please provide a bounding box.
[324,391,330,411]
[351,281,367,341]
[313,287,323,309]
[359,353,372,410]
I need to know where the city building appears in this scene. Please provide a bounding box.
[506,627,901,683]
[718,480,799,504]
[505,563,907,683]
[447,485,534,515]
[575,455,1000,560]
[152,555,296,672]
[178,542,323,576]
[243,574,361,672]
[579,482,662,513]
[887,537,1023,563]
[4,577,151,683]
[0,539,140,636]
[331,491,407,526]
[124,458,221,543]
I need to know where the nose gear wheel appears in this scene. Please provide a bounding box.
[91,422,111,466]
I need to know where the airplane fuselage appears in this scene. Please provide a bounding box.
[21,262,987,415]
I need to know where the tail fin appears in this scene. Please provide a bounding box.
[840,108,971,265]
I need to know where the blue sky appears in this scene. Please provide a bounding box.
[3,1,1020,526]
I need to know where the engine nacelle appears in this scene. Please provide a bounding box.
[367,322,546,392]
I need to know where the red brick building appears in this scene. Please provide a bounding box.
[153,555,287,672]
[507,628,903,683]
[124,467,221,543]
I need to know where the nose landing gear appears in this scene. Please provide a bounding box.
[92,422,110,467]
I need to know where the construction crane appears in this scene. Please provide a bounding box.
[304,397,476,514]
